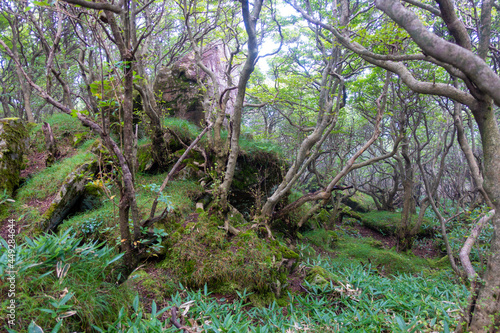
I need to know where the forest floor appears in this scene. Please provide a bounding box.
[0,151,48,239]
[350,223,440,259]
[3,138,444,320]
[132,219,442,311]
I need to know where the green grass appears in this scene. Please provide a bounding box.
[331,236,440,274]
[163,117,202,141]
[301,228,339,251]
[17,152,94,202]
[135,173,203,216]
[0,151,96,230]
[0,228,132,332]
[301,229,442,275]
[59,174,203,243]
[1,231,467,333]
[30,113,89,151]
[238,135,283,157]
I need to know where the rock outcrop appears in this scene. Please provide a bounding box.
[43,160,99,231]
[154,43,238,125]
[0,118,29,196]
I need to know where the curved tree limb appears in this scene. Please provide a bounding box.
[460,210,495,281]
[61,0,123,14]
[375,0,500,106]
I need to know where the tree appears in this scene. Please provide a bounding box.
[0,0,169,272]
[290,0,500,329]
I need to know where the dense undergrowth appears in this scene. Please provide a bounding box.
[1,229,468,332]
[0,114,478,332]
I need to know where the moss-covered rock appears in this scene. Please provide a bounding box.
[0,118,29,196]
[305,266,336,288]
[43,160,99,231]
[137,142,155,173]
[159,212,296,305]
[154,44,237,126]
[342,193,373,213]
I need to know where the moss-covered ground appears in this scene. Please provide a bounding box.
[0,116,472,332]
[358,210,434,237]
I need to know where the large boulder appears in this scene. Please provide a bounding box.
[154,43,238,125]
[0,118,29,196]
[43,160,99,231]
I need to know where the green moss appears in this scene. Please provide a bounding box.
[159,213,296,306]
[305,266,335,288]
[341,205,362,220]
[343,192,375,212]
[279,245,299,259]
[303,229,337,251]
[84,182,104,196]
[327,230,340,243]
[358,211,432,237]
[0,118,28,196]
[365,237,384,249]
[249,291,276,307]
[239,231,256,241]
[128,270,166,300]
[137,141,154,172]
[331,236,433,274]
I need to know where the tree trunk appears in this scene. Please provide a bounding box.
[1,95,11,118]
[397,137,414,251]
[9,17,35,123]
[42,122,60,166]
[468,100,500,332]
[218,0,262,211]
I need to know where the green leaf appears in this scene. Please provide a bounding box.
[105,252,124,267]
[58,291,74,307]
[50,320,63,333]
[133,294,140,312]
[28,321,44,333]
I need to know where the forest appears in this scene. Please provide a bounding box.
[0,0,499,331]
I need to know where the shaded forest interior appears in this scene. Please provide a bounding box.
[0,0,500,332]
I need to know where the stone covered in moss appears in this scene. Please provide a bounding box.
[43,160,98,231]
[160,212,297,305]
[342,192,375,213]
[0,118,28,196]
[137,142,154,173]
[327,230,340,247]
[305,266,336,288]
[154,44,237,126]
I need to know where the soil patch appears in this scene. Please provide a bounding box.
[287,264,308,294]
[411,239,440,259]
[20,152,47,179]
